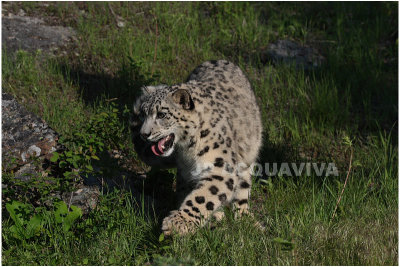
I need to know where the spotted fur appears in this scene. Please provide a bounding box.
[130,60,262,235]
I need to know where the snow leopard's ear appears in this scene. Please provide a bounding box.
[141,84,167,95]
[132,96,143,115]
[171,89,194,110]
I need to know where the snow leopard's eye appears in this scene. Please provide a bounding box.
[157,112,166,119]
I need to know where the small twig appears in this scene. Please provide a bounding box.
[108,3,125,28]
[310,40,337,44]
[68,191,74,210]
[331,147,353,220]
[151,15,158,76]
[108,3,117,23]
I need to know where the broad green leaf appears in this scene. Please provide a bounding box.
[54,201,69,223]
[25,214,44,238]
[50,152,59,162]
[6,201,28,227]
[159,233,165,242]
[54,201,82,232]
[10,225,25,240]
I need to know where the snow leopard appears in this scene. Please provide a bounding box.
[130,60,263,235]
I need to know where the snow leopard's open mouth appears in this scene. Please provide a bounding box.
[151,133,175,156]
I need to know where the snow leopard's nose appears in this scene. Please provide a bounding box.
[140,132,151,141]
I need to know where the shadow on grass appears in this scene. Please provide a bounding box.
[80,148,176,226]
[58,56,155,108]
[253,2,398,140]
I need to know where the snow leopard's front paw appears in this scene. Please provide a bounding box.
[161,210,197,236]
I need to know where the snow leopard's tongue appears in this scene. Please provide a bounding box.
[151,136,167,156]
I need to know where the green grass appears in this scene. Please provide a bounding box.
[2,2,398,265]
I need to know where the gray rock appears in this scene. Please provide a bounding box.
[61,185,100,215]
[14,163,38,181]
[262,39,325,70]
[2,93,60,171]
[2,13,76,55]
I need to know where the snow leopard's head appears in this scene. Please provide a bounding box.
[130,84,196,166]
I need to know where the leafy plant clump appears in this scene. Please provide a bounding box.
[50,100,132,181]
[5,200,82,242]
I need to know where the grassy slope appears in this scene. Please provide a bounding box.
[2,2,398,265]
